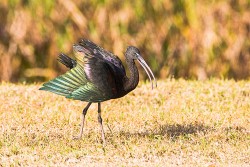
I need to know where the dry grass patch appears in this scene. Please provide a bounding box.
[0,79,249,166]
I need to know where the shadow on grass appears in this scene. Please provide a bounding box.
[156,123,209,137]
[112,123,209,139]
[114,123,247,139]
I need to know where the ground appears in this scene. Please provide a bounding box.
[0,79,249,166]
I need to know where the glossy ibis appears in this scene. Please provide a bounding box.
[40,39,157,144]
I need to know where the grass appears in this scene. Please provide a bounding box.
[0,79,249,166]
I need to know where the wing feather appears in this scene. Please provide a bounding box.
[40,64,110,102]
[40,64,86,96]
[40,38,125,102]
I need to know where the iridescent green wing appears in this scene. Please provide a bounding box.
[39,64,108,102]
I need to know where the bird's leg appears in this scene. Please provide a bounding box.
[98,102,106,145]
[73,102,92,140]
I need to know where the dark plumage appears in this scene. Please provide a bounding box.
[39,39,156,144]
[57,53,77,69]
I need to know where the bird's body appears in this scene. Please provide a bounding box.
[40,39,156,144]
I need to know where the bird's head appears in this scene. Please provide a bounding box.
[126,46,157,89]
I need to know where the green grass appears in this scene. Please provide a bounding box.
[0,79,249,166]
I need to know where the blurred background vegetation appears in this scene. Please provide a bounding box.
[0,0,249,82]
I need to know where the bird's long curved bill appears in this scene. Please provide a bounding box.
[136,53,157,89]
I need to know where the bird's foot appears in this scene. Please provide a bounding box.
[102,140,106,147]
[72,135,82,140]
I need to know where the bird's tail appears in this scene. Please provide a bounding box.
[57,53,77,69]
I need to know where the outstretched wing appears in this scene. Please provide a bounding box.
[78,39,125,74]
[74,39,127,96]
[39,63,110,102]
[40,39,126,102]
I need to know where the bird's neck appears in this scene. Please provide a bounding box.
[124,58,139,93]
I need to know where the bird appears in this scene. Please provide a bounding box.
[39,39,157,144]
